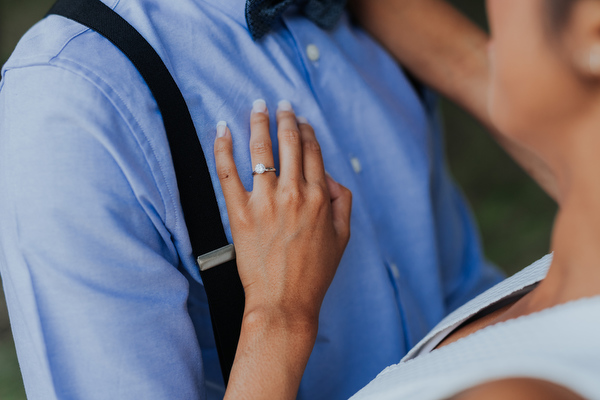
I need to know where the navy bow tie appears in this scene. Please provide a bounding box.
[246,0,347,40]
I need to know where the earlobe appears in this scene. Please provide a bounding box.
[560,0,600,78]
[588,45,600,75]
[573,42,600,79]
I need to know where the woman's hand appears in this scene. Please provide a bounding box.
[214,100,352,399]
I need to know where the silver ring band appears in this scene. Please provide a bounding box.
[252,163,277,176]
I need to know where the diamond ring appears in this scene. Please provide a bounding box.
[252,163,277,176]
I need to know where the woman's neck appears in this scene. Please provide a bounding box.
[544,186,600,301]
[510,125,600,316]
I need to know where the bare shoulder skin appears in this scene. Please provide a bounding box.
[453,378,584,400]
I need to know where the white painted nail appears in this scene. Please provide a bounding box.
[296,116,309,124]
[252,99,267,114]
[277,100,293,112]
[217,121,228,138]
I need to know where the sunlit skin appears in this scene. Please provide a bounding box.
[481,0,600,326]
[214,0,600,398]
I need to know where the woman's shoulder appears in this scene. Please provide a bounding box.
[350,257,600,399]
[404,254,553,360]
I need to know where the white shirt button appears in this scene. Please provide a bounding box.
[350,157,362,174]
[306,44,320,62]
[390,263,401,280]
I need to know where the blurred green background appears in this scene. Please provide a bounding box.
[0,1,557,398]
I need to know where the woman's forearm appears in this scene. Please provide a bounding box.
[350,0,559,201]
[350,0,490,122]
[224,309,317,400]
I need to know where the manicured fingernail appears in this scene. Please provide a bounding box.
[252,99,267,114]
[297,116,309,124]
[277,100,293,112]
[217,121,228,138]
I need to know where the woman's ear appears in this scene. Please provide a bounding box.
[587,44,600,75]
[562,0,600,79]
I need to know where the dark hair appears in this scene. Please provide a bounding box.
[547,0,575,30]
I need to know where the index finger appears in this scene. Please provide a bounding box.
[214,121,248,209]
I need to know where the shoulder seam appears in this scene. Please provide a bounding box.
[47,20,90,64]
[48,0,124,64]
[48,0,122,64]
[10,61,178,233]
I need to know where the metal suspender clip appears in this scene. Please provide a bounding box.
[196,244,236,272]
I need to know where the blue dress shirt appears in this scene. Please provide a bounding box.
[0,0,503,398]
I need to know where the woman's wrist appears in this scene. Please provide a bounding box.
[224,307,318,399]
[242,305,319,345]
[241,304,319,368]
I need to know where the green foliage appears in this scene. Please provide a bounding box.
[0,0,55,65]
[442,100,556,276]
[0,331,26,400]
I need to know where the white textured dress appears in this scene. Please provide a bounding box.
[350,254,600,399]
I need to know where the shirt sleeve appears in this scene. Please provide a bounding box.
[0,65,206,399]
[426,99,505,314]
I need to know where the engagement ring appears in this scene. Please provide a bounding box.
[252,163,277,176]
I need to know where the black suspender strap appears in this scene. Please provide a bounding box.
[48,0,244,385]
